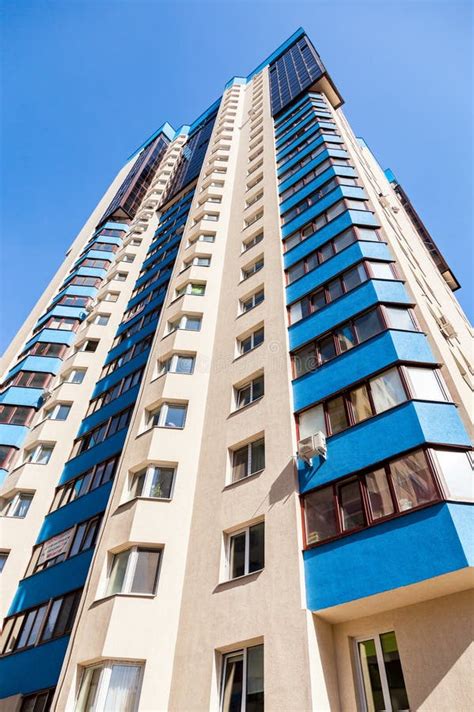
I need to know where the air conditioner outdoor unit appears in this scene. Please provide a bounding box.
[298,432,327,463]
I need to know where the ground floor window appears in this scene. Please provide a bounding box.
[76,661,143,712]
[221,644,264,712]
[356,631,409,711]
[20,687,55,712]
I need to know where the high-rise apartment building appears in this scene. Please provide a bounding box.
[0,28,472,712]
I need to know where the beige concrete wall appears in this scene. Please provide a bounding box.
[330,588,474,712]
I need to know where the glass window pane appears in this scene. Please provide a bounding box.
[104,664,141,712]
[232,446,248,481]
[358,638,385,712]
[288,262,305,283]
[369,261,395,280]
[335,324,357,353]
[230,533,246,578]
[380,631,409,711]
[299,405,326,440]
[354,309,384,343]
[247,645,264,712]
[175,356,194,374]
[333,229,356,252]
[390,450,438,511]
[366,469,395,520]
[318,242,333,263]
[338,480,365,531]
[131,550,160,594]
[149,468,174,498]
[385,307,416,331]
[357,227,379,242]
[327,279,343,302]
[318,336,336,364]
[252,376,264,401]
[350,384,373,423]
[305,487,337,544]
[26,605,47,647]
[343,264,367,291]
[76,667,102,712]
[433,449,474,500]
[222,654,244,712]
[107,550,129,595]
[237,385,252,408]
[310,290,326,311]
[251,439,265,473]
[53,592,78,637]
[164,405,186,428]
[294,344,317,378]
[370,369,406,414]
[406,367,447,402]
[40,599,62,641]
[326,396,349,434]
[248,523,264,573]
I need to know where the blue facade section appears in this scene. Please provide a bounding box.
[281,186,367,239]
[38,483,113,543]
[289,279,412,350]
[0,387,44,407]
[304,502,473,611]
[0,637,70,699]
[0,424,30,447]
[77,384,140,435]
[23,329,76,351]
[6,355,63,381]
[280,165,357,214]
[59,430,128,485]
[9,550,94,616]
[293,330,436,411]
[298,401,471,493]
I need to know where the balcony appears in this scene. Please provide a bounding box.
[304,501,473,621]
[0,636,70,699]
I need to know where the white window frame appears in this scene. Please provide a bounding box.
[175,283,206,298]
[220,645,264,712]
[46,403,71,421]
[148,402,187,429]
[168,315,202,333]
[226,522,264,580]
[25,443,54,465]
[230,438,265,482]
[93,314,110,326]
[105,546,161,597]
[159,354,195,376]
[241,257,264,281]
[75,660,144,712]
[234,375,264,410]
[64,369,86,384]
[240,289,264,314]
[354,633,409,712]
[238,327,264,355]
[130,464,176,501]
[2,493,33,518]
[242,232,263,253]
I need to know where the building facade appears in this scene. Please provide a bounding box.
[0,28,472,712]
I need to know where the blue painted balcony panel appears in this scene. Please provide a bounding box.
[8,550,94,616]
[59,429,127,484]
[53,285,98,302]
[92,350,150,398]
[0,636,70,699]
[274,91,313,126]
[38,482,113,543]
[0,387,44,407]
[279,148,350,196]
[6,355,63,382]
[286,240,393,305]
[298,401,471,494]
[77,384,140,435]
[281,186,367,239]
[90,235,122,247]
[288,279,412,351]
[36,305,86,329]
[304,502,473,612]
[71,266,108,279]
[284,210,379,270]
[80,249,117,263]
[99,221,129,232]
[278,134,344,178]
[104,319,157,365]
[275,101,315,137]
[293,330,436,411]
[125,269,172,312]
[134,249,178,290]
[277,121,339,162]
[23,329,76,352]
[275,111,319,149]
[280,165,358,215]
[0,424,29,447]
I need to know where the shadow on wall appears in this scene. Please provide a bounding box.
[312,614,342,712]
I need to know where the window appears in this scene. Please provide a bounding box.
[79,339,99,353]
[221,644,264,712]
[45,316,78,331]
[369,368,406,414]
[106,547,161,596]
[19,688,56,712]
[356,632,409,712]
[130,465,175,500]
[432,449,473,500]
[0,446,17,470]
[71,407,132,457]
[242,232,263,252]
[2,493,33,518]
[238,327,264,355]
[168,315,202,333]
[22,342,66,359]
[102,292,119,302]
[235,375,264,409]
[183,255,211,269]
[2,371,52,390]
[0,589,82,655]
[176,283,206,298]
[228,522,264,579]
[50,457,117,512]
[0,552,8,573]
[240,289,264,314]
[242,258,264,280]
[0,405,35,426]
[113,272,127,281]
[93,314,110,326]
[384,306,417,331]
[405,367,449,402]
[159,354,195,375]
[64,369,86,384]
[76,662,143,712]
[298,404,326,440]
[231,438,265,482]
[27,516,101,574]
[24,443,54,465]
[46,403,71,421]
[148,403,187,429]
[303,449,441,545]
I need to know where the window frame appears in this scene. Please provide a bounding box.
[354,631,409,712]
[129,464,176,501]
[148,402,188,430]
[231,438,265,483]
[105,546,162,597]
[75,660,144,712]
[227,521,265,580]
[220,644,264,712]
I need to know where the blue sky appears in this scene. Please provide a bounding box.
[1,0,472,353]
